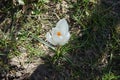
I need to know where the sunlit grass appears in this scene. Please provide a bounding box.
[0,0,120,80]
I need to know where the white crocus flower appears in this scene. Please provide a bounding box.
[46,18,70,46]
[17,0,25,5]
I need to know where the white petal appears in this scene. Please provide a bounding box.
[65,32,70,41]
[17,0,25,5]
[52,35,63,45]
[56,18,69,35]
[59,32,70,45]
[45,18,70,46]
[46,32,57,45]
[51,28,58,35]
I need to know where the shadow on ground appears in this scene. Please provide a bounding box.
[0,0,120,80]
[29,0,120,80]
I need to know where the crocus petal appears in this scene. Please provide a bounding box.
[52,35,63,45]
[17,0,25,5]
[59,32,70,45]
[46,18,70,46]
[51,28,59,36]
[56,19,69,35]
[46,32,57,45]
[65,32,70,42]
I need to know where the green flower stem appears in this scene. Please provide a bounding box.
[52,46,62,64]
[56,46,61,57]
